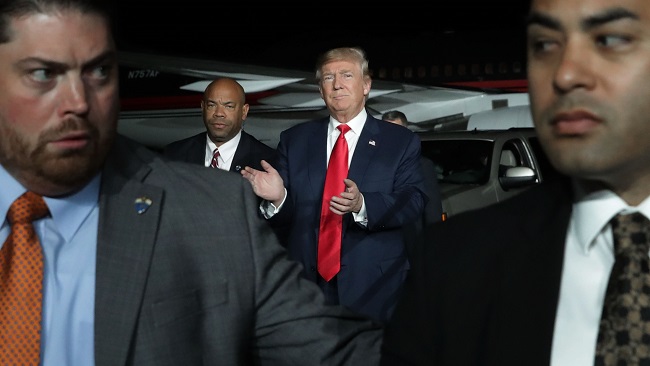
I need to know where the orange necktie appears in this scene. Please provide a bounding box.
[318,124,350,281]
[0,191,49,365]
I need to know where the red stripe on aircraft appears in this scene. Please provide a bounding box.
[443,79,528,91]
[120,90,280,111]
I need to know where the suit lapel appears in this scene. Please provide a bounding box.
[307,120,329,197]
[189,133,207,164]
[306,115,382,193]
[348,116,380,187]
[231,131,250,173]
[94,138,163,366]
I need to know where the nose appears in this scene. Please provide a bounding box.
[552,40,596,93]
[332,75,343,90]
[61,76,89,115]
[212,105,226,117]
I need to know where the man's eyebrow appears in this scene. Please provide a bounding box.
[582,7,639,30]
[16,50,117,69]
[85,50,117,68]
[525,7,639,32]
[526,12,562,32]
[16,57,67,70]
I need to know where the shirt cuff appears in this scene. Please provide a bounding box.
[260,188,288,219]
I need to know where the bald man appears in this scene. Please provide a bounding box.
[163,78,277,173]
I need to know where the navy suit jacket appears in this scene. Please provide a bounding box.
[381,175,573,365]
[162,130,277,172]
[270,114,426,323]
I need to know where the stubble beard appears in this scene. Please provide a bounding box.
[0,118,115,196]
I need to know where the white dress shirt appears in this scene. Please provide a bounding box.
[204,130,242,171]
[551,183,650,366]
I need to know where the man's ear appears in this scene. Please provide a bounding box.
[363,78,372,96]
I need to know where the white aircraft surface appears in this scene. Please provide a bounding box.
[116,51,530,149]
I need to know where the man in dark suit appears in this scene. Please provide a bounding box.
[381,110,444,269]
[381,0,650,364]
[0,2,382,364]
[163,77,277,172]
[381,110,444,225]
[242,47,426,324]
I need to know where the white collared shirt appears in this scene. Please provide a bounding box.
[204,130,242,170]
[551,184,650,366]
[326,109,366,166]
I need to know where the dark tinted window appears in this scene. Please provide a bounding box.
[421,139,494,185]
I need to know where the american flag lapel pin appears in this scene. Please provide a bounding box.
[369,139,376,146]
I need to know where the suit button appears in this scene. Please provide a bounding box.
[310,266,316,272]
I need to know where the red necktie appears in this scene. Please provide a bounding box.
[0,191,49,365]
[210,148,220,168]
[318,124,350,281]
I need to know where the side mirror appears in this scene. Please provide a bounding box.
[499,166,537,190]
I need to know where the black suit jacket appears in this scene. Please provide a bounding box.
[381,175,574,366]
[162,130,277,172]
[420,156,443,225]
[401,156,443,269]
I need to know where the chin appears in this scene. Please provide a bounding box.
[42,155,99,185]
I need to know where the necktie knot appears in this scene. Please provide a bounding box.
[611,212,650,255]
[1,190,47,364]
[7,191,49,225]
[337,124,351,136]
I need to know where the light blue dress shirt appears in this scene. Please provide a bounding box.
[0,164,99,366]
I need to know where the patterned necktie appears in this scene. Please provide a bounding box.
[595,212,650,365]
[318,124,351,281]
[0,191,49,365]
[210,148,220,168]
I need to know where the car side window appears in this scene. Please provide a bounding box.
[499,138,534,176]
[421,139,493,185]
[528,137,561,181]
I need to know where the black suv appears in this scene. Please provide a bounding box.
[417,128,559,218]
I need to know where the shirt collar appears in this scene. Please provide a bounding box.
[328,109,367,136]
[0,163,101,243]
[206,130,242,161]
[572,180,650,252]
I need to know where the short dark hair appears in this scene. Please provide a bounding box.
[382,110,408,126]
[0,0,115,44]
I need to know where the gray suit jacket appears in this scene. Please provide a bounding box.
[93,135,382,366]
